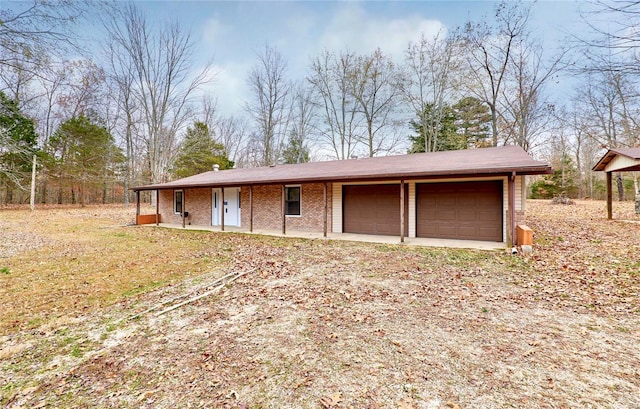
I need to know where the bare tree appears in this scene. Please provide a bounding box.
[104,4,213,184]
[244,44,291,166]
[308,50,362,160]
[400,30,462,152]
[576,2,640,209]
[283,82,316,163]
[463,1,531,146]
[212,116,249,168]
[499,41,568,152]
[578,2,640,74]
[349,48,403,157]
[0,0,86,71]
[104,35,142,205]
[55,60,106,120]
[576,67,640,200]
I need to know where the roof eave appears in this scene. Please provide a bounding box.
[131,165,552,191]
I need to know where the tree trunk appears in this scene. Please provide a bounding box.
[616,174,624,201]
[41,179,47,204]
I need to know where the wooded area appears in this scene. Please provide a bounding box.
[1,1,639,206]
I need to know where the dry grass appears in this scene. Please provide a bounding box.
[1,200,639,408]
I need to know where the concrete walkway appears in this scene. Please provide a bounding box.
[143,222,506,251]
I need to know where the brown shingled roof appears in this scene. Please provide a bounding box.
[592,147,640,171]
[133,145,552,191]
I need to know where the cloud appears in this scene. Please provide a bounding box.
[199,61,251,117]
[318,4,446,60]
[202,16,228,44]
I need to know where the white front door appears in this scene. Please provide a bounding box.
[212,188,241,226]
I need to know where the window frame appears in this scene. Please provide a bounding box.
[174,190,183,215]
[284,185,301,217]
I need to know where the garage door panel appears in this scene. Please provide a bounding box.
[417,181,503,241]
[438,212,457,222]
[438,197,456,207]
[458,210,477,221]
[458,226,478,237]
[343,185,408,236]
[478,227,501,237]
[478,210,500,221]
[438,225,457,236]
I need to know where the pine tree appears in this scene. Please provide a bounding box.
[172,122,233,178]
[48,115,124,205]
[0,91,38,202]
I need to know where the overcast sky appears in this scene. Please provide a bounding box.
[130,0,589,118]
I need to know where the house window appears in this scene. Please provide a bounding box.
[285,186,301,216]
[174,190,183,214]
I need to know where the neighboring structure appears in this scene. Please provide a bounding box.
[593,147,640,218]
[132,146,552,246]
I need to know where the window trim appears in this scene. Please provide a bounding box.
[284,185,301,217]
[174,190,183,215]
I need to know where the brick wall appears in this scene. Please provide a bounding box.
[159,188,212,226]
[156,184,332,233]
[240,183,332,233]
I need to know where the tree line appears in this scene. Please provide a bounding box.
[1,1,639,206]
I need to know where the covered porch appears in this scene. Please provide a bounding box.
[592,148,640,218]
[139,221,506,251]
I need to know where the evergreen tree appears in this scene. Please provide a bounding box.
[408,103,461,153]
[0,91,38,202]
[452,97,492,148]
[48,115,124,205]
[529,153,579,199]
[172,122,233,178]
[409,97,493,153]
[281,132,310,164]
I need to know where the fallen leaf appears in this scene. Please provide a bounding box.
[320,392,343,408]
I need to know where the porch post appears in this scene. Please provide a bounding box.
[249,185,254,232]
[221,187,225,231]
[155,190,159,226]
[508,172,516,246]
[182,189,186,228]
[282,185,286,235]
[135,190,140,225]
[400,180,405,243]
[606,171,613,220]
[323,182,328,238]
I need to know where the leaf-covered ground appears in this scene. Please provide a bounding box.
[1,200,639,408]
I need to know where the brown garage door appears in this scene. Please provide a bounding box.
[416,181,503,241]
[343,184,408,236]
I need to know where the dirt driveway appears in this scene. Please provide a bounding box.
[1,200,639,408]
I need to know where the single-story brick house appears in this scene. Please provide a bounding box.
[132,145,551,246]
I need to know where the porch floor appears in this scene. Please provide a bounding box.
[142,223,506,251]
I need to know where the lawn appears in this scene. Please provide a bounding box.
[1,200,639,408]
